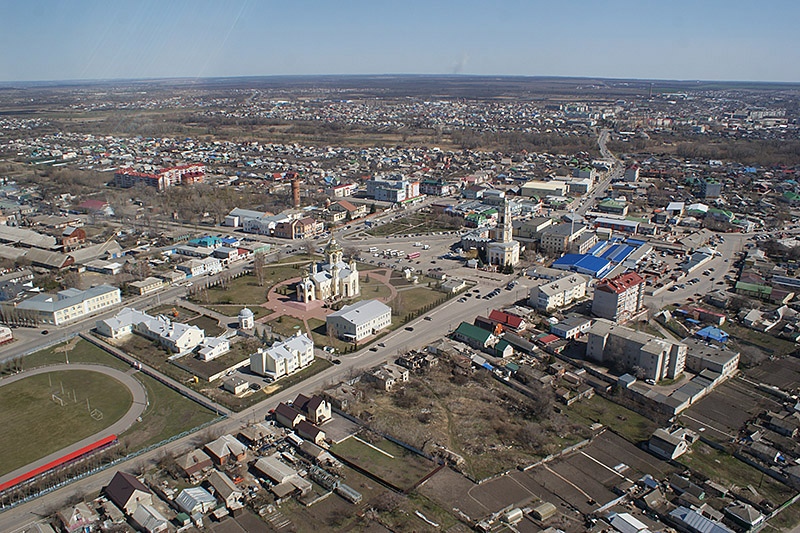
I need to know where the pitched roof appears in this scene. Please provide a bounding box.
[488,309,524,329]
[596,272,645,294]
[454,322,493,343]
[104,471,150,508]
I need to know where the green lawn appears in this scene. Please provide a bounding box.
[0,370,132,476]
[355,276,393,301]
[395,287,444,316]
[119,372,218,451]
[682,441,795,507]
[307,318,350,354]
[204,305,269,320]
[17,339,131,373]
[266,315,307,338]
[190,274,270,305]
[567,395,658,444]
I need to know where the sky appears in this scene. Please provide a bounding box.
[1,0,799,83]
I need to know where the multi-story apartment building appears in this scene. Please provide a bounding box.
[114,164,204,191]
[529,274,590,312]
[586,318,686,382]
[592,272,646,322]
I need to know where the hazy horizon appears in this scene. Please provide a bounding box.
[2,0,799,84]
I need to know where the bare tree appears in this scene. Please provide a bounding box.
[253,252,267,286]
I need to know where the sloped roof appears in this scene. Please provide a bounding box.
[104,471,150,509]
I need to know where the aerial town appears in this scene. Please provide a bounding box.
[1,75,800,533]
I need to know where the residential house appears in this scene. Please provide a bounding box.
[274,403,306,431]
[176,487,217,515]
[488,309,526,331]
[104,471,153,515]
[648,427,697,460]
[59,226,86,249]
[724,502,765,532]
[293,394,332,424]
[131,504,169,533]
[176,448,213,478]
[669,506,734,533]
[453,321,497,350]
[129,277,163,296]
[206,470,243,510]
[550,315,593,339]
[58,503,99,533]
[296,420,327,446]
[364,363,409,391]
[204,434,247,465]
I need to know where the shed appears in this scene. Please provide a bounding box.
[531,501,557,521]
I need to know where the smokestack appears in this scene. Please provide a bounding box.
[292,179,301,208]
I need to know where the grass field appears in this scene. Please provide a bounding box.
[119,372,218,451]
[19,339,131,372]
[190,274,271,305]
[566,394,658,444]
[682,440,795,508]
[0,370,132,476]
[722,322,798,357]
[331,435,435,491]
[355,276,393,302]
[394,286,444,316]
[187,314,225,336]
[147,305,198,323]
[365,212,462,238]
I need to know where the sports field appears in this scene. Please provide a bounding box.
[0,370,132,476]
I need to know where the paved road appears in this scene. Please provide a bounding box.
[0,363,148,488]
[575,128,621,217]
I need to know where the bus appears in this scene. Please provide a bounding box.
[406,251,421,260]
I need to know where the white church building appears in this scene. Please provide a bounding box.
[296,239,360,303]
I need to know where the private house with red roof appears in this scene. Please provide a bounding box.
[487,309,527,332]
